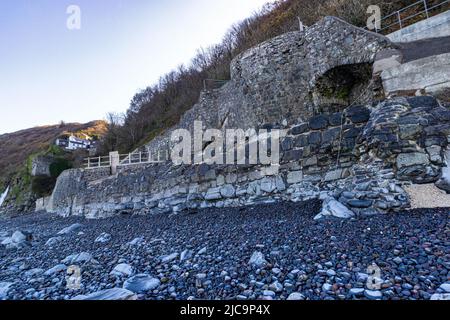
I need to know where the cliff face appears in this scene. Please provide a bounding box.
[47,17,450,219]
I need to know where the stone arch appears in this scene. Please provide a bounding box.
[310,62,374,114]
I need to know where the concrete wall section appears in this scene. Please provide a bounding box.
[387,11,450,43]
[381,52,450,95]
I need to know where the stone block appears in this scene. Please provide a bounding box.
[308,132,321,145]
[309,115,329,130]
[329,112,344,126]
[346,106,370,123]
[324,169,343,182]
[294,134,309,147]
[289,123,309,135]
[287,171,303,184]
[220,185,236,198]
[399,124,422,139]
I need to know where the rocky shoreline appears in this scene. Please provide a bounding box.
[0,201,449,300]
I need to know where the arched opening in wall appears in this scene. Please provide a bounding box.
[311,62,374,114]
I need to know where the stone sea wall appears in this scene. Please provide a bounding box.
[46,16,450,219]
[48,96,450,218]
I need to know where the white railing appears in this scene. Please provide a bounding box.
[118,150,170,166]
[84,155,112,169]
[84,151,170,169]
[368,0,449,34]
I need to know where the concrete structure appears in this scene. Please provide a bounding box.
[381,52,450,95]
[387,10,450,43]
[35,196,51,212]
[31,156,54,177]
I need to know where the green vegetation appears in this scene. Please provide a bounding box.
[49,158,72,178]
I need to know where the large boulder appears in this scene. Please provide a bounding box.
[57,223,83,235]
[1,231,33,250]
[314,196,355,220]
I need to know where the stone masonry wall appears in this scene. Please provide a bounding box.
[48,96,450,219]
[46,16,450,219]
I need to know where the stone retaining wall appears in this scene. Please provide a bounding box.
[48,96,450,219]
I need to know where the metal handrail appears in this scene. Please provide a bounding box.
[367,0,449,34]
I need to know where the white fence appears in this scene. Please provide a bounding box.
[369,0,449,34]
[84,151,170,169]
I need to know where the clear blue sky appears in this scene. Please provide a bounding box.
[0,0,269,134]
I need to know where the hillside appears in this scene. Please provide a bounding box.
[0,121,107,213]
[0,121,107,188]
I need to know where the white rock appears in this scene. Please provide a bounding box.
[248,251,267,268]
[72,288,137,300]
[263,290,276,298]
[0,282,13,300]
[11,231,27,243]
[123,274,161,293]
[439,283,450,293]
[180,249,193,261]
[160,253,179,263]
[287,292,305,300]
[62,252,92,264]
[110,263,133,277]
[322,283,332,291]
[95,233,111,243]
[314,197,354,220]
[197,247,207,255]
[430,293,450,300]
[364,289,383,300]
[349,288,365,296]
[57,223,82,235]
[127,237,145,246]
[2,231,31,249]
